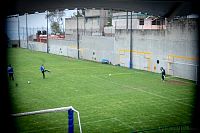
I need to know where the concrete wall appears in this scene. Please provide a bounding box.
[22,36,115,62]
[79,36,117,63]
[48,39,78,58]
[8,40,20,48]
[20,39,78,59]
[85,10,101,17]
[65,17,102,36]
[114,19,198,81]
[21,41,47,52]
[20,18,198,81]
[20,40,28,49]
[65,17,85,31]
[28,41,47,52]
[85,17,100,30]
[113,19,138,29]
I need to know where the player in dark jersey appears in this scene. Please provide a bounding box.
[160,67,166,81]
[7,64,14,80]
[40,64,50,79]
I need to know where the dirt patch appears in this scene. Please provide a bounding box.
[166,79,191,86]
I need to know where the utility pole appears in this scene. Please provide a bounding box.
[77,9,80,59]
[46,10,49,53]
[26,13,28,49]
[126,11,128,31]
[62,18,65,35]
[17,14,20,48]
[129,11,133,69]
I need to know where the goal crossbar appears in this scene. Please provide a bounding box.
[12,106,82,133]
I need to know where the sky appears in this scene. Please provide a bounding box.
[6,9,76,40]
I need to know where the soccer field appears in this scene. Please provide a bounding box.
[8,48,195,133]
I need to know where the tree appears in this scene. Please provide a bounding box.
[46,9,65,34]
[72,10,83,18]
[51,22,61,34]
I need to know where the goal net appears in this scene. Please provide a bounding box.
[12,106,82,133]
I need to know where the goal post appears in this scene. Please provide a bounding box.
[12,106,82,133]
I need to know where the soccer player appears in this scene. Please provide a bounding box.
[160,67,166,81]
[40,64,50,79]
[7,64,14,80]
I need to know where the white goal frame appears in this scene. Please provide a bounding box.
[12,106,82,133]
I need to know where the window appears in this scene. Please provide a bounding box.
[152,19,157,25]
[139,19,144,25]
[152,19,162,25]
[157,20,161,25]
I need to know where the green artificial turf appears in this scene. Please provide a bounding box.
[8,48,196,133]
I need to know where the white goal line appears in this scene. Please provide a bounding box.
[12,106,82,133]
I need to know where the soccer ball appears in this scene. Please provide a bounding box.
[109,74,111,76]
[27,81,30,84]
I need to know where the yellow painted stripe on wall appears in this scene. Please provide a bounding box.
[119,49,152,55]
[168,54,198,60]
[68,45,77,48]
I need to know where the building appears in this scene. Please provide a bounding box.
[112,12,166,30]
[65,9,110,36]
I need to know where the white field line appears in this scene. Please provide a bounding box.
[19,113,187,133]
[91,75,194,108]
[75,117,134,131]
[107,72,194,85]
[74,117,135,132]
[76,117,116,125]
[165,76,194,84]
[22,117,133,132]
[77,104,180,122]
[17,67,101,73]
[21,126,66,133]
[114,118,134,129]
[67,66,101,70]
[175,97,193,101]
[129,71,195,85]
[65,73,194,110]
[106,70,157,76]
[108,73,133,76]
